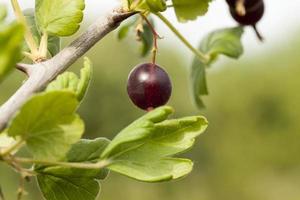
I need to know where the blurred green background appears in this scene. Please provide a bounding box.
[0,24,300,200]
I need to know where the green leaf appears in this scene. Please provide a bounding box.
[102,106,208,182]
[67,138,110,163]
[117,15,138,41]
[191,59,208,108]
[0,18,24,82]
[46,57,92,101]
[146,0,167,12]
[7,91,84,161]
[101,106,174,158]
[36,138,110,200]
[47,34,61,57]
[37,174,100,200]
[172,0,212,22]
[201,26,244,63]
[23,9,61,57]
[138,18,154,57]
[109,158,193,182]
[77,58,93,100]
[191,26,244,108]
[118,23,132,40]
[35,0,85,36]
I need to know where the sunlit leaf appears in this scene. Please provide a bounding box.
[191,26,244,108]
[46,57,92,101]
[0,14,24,82]
[36,138,110,200]
[202,26,244,63]
[102,106,208,182]
[23,9,61,57]
[146,0,167,12]
[7,91,84,161]
[172,0,212,22]
[35,0,85,36]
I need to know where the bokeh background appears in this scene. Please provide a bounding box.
[1,0,300,200]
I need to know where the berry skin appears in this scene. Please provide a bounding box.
[127,63,172,110]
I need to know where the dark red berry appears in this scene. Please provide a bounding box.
[127,63,172,110]
[226,0,265,41]
[229,0,264,25]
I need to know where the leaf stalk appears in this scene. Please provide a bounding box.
[155,13,210,64]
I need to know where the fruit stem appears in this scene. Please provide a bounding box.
[252,25,264,42]
[155,13,210,64]
[140,14,160,64]
[10,0,39,57]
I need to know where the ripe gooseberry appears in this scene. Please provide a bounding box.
[226,0,265,40]
[127,63,172,110]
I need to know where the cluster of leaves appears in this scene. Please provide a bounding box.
[1,52,208,200]
[0,3,208,200]
[1,67,207,199]
[0,0,249,199]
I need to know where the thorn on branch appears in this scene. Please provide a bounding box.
[16,63,33,76]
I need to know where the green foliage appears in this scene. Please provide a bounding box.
[102,106,208,182]
[201,27,244,64]
[66,138,110,163]
[23,9,61,57]
[118,22,132,40]
[191,61,208,108]
[172,0,212,22]
[37,174,100,200]
[0,8,24,82]
[46,57,93,101]
[35,0,85,36]
[7,91,84,161]
[191,27,244,108]
[37,138,110,200]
